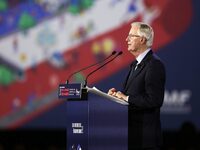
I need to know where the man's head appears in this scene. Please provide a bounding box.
[126,22,154,57]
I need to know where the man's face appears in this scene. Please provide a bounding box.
[126,26,141,55]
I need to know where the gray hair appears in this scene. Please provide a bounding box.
[131,22,154,47]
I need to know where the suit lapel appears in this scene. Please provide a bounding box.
[132,61,145,78]
[124,62,145,91]
[123,60,137,90]
[123,50,153,92]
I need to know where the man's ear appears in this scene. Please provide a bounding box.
[140,37,147,44]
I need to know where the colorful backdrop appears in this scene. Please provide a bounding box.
[0,0,199,141]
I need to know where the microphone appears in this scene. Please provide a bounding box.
[84,51,123,87]
[66,51,117,84]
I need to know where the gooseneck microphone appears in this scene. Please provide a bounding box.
[84,51,123,87]
[66,51,117,84]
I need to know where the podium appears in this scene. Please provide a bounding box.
[58,83,128,150]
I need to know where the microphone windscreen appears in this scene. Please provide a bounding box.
[112,51,117,55]
[118,51,123,55]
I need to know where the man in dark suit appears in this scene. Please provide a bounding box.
[108,22,166,150]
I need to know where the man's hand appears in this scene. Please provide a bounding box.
[108,88,117,96]
[115,91,128,101]
[108,88,128,101]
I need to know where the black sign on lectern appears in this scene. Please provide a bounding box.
[58,83,88,100]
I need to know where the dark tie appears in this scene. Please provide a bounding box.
[127,61,138,82]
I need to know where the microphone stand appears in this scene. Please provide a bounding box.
[66,51,117,84]
[84,51,123,87]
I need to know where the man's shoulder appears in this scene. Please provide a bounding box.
[150,53,164,64]
[147,54,165,70]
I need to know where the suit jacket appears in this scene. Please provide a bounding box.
[122,50,166,149]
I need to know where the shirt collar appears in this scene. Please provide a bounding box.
[136,48,151,64]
